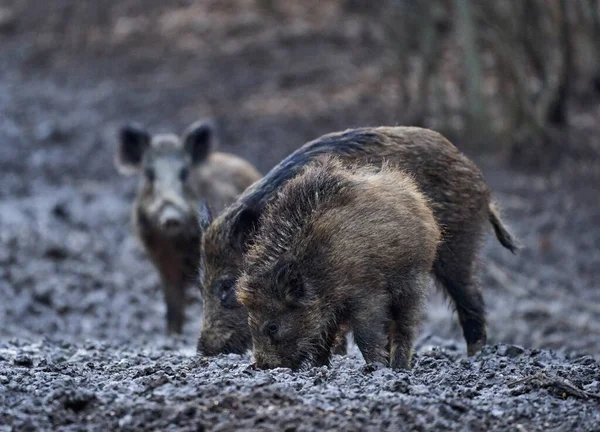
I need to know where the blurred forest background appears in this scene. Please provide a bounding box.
[1,4,600,429]
[1,0,599,199]
[1,0,599,353]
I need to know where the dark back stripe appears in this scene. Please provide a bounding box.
[241,130,384,211]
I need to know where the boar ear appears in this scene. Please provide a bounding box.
[116,124,151,175]
[275,260,304,302]
[197,199,213,232]
[230,206,260,254]
[183,119,216,165]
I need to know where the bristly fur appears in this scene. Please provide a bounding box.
[244,159,352,272]
[202,126,519,356]
[238,157,441,370]
[115,122,261,335]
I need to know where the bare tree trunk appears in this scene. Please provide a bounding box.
[383,0,439,126]
[454,0,487,143]
[586,0,600,91]
[390,0,411,113]
[522,0,546,81]
[484,23,545,137]
[410,3,439,127]
[532,1,564,129]
[546,0,572,126]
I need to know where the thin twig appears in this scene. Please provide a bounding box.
[508,371,600,401]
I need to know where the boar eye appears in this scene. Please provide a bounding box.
[264,322,279,338]
[179,167,189,182]
[219,279,239,309]
[144,167,155,182]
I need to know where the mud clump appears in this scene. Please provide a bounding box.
[1,339,599,430]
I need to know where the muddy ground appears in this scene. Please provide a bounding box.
[1,1,599,431]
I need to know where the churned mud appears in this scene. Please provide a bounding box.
[1,1,599,430]
[1,339,599,431]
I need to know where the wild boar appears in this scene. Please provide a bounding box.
[115,119,261,334]
[197,126,518,356]
[236,158,441,370]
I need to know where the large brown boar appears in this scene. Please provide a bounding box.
[236,158,441,370]
[197,127,518,356]
[115,119,261,334]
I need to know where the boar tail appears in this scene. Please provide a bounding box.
[489,203,520,254]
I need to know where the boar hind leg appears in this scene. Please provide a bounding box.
[389,275,427,370]
[164,283,185,335]
[434,235,486,356]
[351,298,390,366]
[332,322,350,355]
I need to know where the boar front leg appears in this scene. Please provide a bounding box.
[350,297,390,367]
[388,274,427,369]
[163,281,185,335]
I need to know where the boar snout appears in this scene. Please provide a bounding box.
[253,353,303,371]
[197,330,228,356]
[253,350,283,370]
[158,205,184,233]
[254,358,276,370]
[197,328,247,356]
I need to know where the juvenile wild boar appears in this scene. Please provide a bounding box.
[236,158,441,370]
[116,119,261,334]
[198,127,518,356]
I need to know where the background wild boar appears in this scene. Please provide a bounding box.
[237,158,441,370]
[116,119,261,334]
[198,126,518,356]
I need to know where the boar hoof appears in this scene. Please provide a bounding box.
[167,321,183,335]
[467,339,486,356]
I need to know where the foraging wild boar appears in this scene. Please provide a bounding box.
[115,119,261,334]
[197,127,518,356]
[236,158,441,370]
